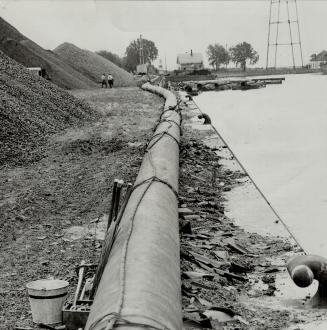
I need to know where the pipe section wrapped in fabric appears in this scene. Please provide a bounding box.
[85,83,182,330]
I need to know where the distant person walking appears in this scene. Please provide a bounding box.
[101,73,107,88]
[108,74,114,88]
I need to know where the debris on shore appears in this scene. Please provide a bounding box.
[177,96,327,329]
[178,135,295,329]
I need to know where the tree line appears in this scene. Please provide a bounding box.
[97,38,259,73]
[207,42,259,71]
[97,37,158,73]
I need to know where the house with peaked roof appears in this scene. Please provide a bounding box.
[309,50,327,69]
[177,50,204,71]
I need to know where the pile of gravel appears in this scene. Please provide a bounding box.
[0,17,97,89]
[54,43,136,87]
[0,51,99,166]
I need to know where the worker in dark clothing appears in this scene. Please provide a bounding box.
[101,73,107,88]
[198,113,211,125]
[287,255,327,306]
[108,73,114,88]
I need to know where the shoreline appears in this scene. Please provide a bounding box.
[166,68,321,83]
[180,91,327,329]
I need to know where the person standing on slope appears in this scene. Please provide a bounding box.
[108,73,114,88]
[101,73,107,88]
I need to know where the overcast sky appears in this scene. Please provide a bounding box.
[1,0,326,70]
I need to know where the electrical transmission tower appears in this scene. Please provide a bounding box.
[266,0,304,69]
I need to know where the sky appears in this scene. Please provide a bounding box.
[1,0,327,70]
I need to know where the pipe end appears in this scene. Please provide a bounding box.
[291,265,314,288]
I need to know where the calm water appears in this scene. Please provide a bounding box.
[195,74,327,257]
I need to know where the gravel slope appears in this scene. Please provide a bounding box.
[0,51,99,166]
[54,43,136,87]
[0,17,97,89]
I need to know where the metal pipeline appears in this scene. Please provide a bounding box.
[287,255,327,305]
[85,83,182,330]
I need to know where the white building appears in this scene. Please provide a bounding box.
[309,50,327,69]
[177,50,204,71]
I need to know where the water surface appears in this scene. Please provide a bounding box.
[195,74,327,256]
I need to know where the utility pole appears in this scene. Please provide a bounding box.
[164,54,167,72]
[139,34,144,65]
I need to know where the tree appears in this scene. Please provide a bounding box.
[229,42,259,71]
[206,43,230,70]
[125,38,158,72]
[96,50,124,68]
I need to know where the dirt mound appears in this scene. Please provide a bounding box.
[0,51,99,166]
[54,43,136,87]
[0,17,96,89]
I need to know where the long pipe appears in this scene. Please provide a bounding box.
[85,83,182,330]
